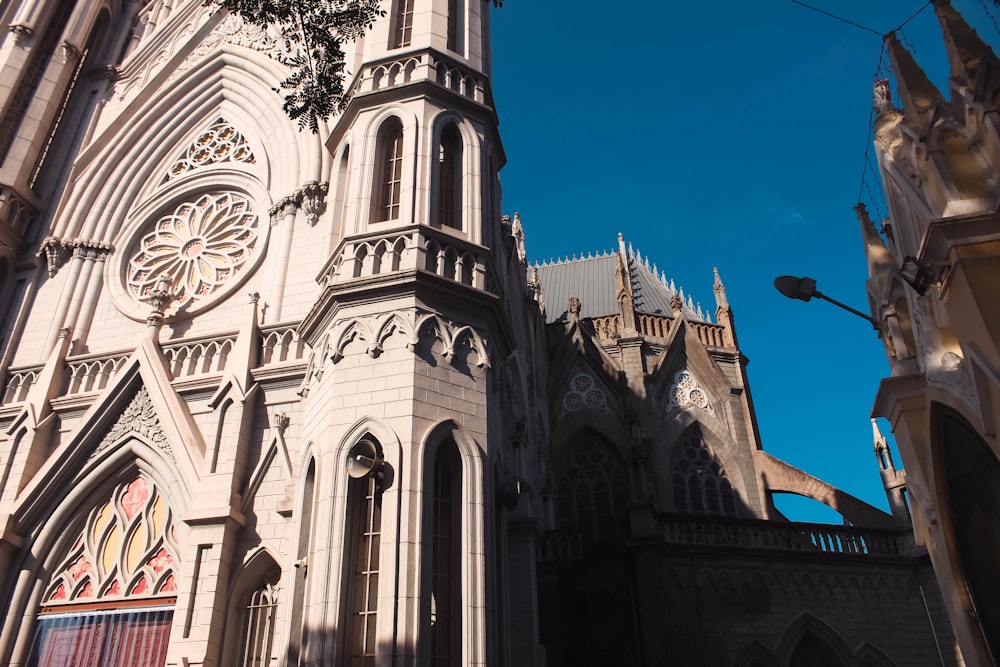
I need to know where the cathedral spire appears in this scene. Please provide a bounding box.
[885,32,948,129]
[932,0,998,89]
[712,267,729,313]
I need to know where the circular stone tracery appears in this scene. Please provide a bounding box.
[126,192,260,313]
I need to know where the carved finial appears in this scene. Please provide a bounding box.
[274,411,290,436]
[872,418,895,470]
[873,78,893,113]
[568,295,581,319]
[145,275,174,328]
[713,267,729,312]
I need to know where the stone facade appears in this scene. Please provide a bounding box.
[0,1,966,666]
[862,1,1000,663]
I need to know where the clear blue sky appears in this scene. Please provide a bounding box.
[488,1,1000,522]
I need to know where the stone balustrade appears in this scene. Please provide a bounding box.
[1,325,311,406]
[590,313,727,348]
[539,515,905,563]
[65,355,129,395]
[322,225,492,292]
[352,51,487,105]
[658,514,903,557]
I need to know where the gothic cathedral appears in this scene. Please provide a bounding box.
[0,0,976,665]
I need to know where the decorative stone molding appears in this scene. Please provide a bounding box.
[298,181,328,226]
[92,387,174,462]
[325,309,489,369]
[144,276,174,328]
[0,187,36,238]
[38,238,112,277]
[163,118,255,182]
[39,238,72,277]
[8,24,31,45]
[268,182,329,226]
[61,41,81,64]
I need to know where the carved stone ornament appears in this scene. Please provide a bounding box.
[92,386,174,461]
[8,24,31,45]
[667,369,716,416]
[163,118,255,183]
[123,192,264,319]
[39,237,73,277]
[561,373,611,416]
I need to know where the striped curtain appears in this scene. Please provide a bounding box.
[26,607,173,667]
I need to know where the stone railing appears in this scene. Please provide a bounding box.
[637,313,672,338]
[260,325,308,365]
[689,321,727,348]
[1,326,311,406]
[3,366,40,403]
[658,514,903,557]
[163,337,236,379]
[321,225,493,293]
[351,51,487,105]
[589,313,725,348]
[65,355,129,396]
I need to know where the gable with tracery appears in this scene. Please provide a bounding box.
[44,474,179,605]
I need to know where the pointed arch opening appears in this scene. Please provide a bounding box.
[23,472,179,667]
[556,429,627,547]
[671,427,737,517]
[436,124,463,230]
[429,439,462,666]
[937,404,1000,655]
[340,437,384,665]
[373,118,404,222]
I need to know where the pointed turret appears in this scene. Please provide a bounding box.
[933,0,999,90]
[713,266,729,313]
[856,203,893,280]
[885,32,949,131]
[872,419,910,527]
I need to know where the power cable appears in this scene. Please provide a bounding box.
[787,0,882,36]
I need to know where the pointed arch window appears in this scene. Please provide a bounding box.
[288,461,315,661]
[672,432,737,516]
[430,440,462,666]
[241,581,279,667]
[557,434,627,544]
[393,0,415,48]
[374,118,404,222]
[0,1,76,164]
[342,439,383,665]
[25,474,178,667]
[437,124,462,229]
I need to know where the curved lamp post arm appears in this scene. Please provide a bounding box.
[773,275,880,330]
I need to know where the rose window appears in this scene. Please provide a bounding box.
[126,192,260,311]
[667,370,715,415]
[562,373,608,414]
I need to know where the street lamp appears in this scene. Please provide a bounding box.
[773,276,880,330]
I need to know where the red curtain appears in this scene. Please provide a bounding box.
[27,608,172,667]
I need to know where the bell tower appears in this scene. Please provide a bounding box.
[295,1,536,665]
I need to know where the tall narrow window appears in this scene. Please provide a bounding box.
[393,0,414,48]
[288,461,315,661]
[343,450,382,667]
[446,0,459,52]
[375,119,404,222]
[0,1,76,165]
[437,125,462,229]
[672,432,737,517]
[242,582,279,667]
[430,442,461,666]
[556,434,627,545]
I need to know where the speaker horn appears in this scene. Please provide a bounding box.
[346,439,383,479]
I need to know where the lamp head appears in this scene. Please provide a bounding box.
[774,275,818,302]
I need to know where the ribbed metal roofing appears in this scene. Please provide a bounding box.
[533,246,710,324]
